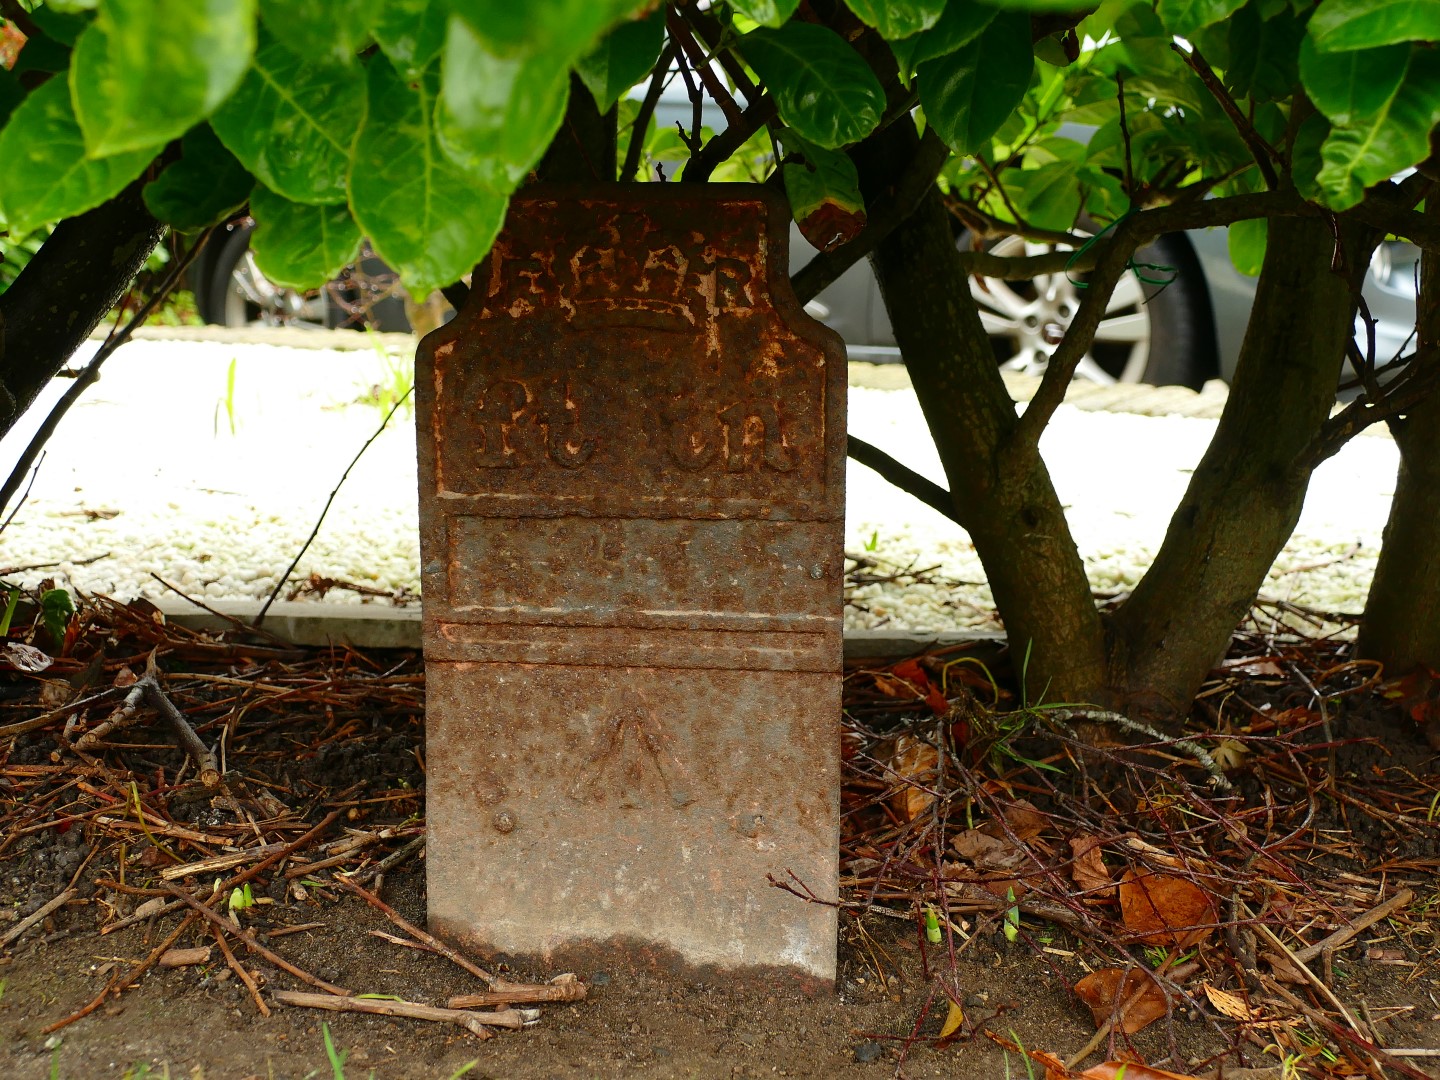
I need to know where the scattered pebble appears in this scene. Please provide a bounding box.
[853,1040,884,1063]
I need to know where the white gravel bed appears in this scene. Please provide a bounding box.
[0,339,1398,632]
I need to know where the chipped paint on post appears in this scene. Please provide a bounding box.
[417,185,844,982]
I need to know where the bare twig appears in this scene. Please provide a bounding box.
[0,230,213,518]
[621,42,677,183]
[0,450,44,536]
[0,887,76,949]
[1294,889,1415,965]
[254,387,412,628]
[44,912,198,1033]
[165,885,351,997]
[447,977,588,1009]
[271,990,536,1038]
[847,436,959,525]
[1171,43,1278,190]
[332,875,501,989]
[211,925,270,1016]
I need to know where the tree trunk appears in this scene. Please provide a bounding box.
[1109,213,1375,716]
[0,179,165,441]
[856,119,1111,706]
[1358,199,1440,673]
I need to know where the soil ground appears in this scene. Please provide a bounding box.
[0,599,1437,1080]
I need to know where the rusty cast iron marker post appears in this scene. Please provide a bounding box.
[417,186,844,982]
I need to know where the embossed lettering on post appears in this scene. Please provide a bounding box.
[417,185,845,983]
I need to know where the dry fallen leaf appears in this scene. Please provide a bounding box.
[1118,870,1217,947]
[1069,835,1114,898]
[1075,1062,1201,1079]
[1073,966,1169,1034]
[980,798,1050,842]
[4,642,53,674]
[888,734,938,822]
[937,998,964,1039]
[1201,981,1254,1021]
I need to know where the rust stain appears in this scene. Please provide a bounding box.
[416,185,845,981]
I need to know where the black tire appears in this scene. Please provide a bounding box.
[193,224,257,326]
[1134,232,1219,389]
[192,223,335,329]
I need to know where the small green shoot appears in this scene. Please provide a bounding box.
[447,1064,479,1079]
[228,882,255,912]
[924,904,942,944]
[40,588,73,645]
[322,1023,348,1079]
[0,588,18,636]
[1428,788,1439,822]
[356,331,414,421]
[214,356,239,436]
[864,529,879,552]
[1003,887,1020,943]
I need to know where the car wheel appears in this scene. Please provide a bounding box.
[194,223,331,328]
[965,230,1218,389]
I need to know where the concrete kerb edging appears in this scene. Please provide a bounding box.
[154,600,1006,659]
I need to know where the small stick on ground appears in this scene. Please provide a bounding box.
[272,990,537,1038]
[333,875,501,989]
[103,811,341,935]
[0,887,76,949]
[141,672,220,787]
[1294,888,1414,964]
[44,912,198,1034]
[448,976,588,1009]
[212,924,270,1016]
[165,886,350,997]
[352,832,425,885]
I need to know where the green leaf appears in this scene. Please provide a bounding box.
[1299,36,1409,125]
[1227,217,1266,276]
[739,23,886,149]
[40,588,73,645]
[728,0,800,28]
[1309,0,1440,52]
[259,0,373,65]
[349,55,509,299]
[210,34,366,205]
[143,124,254,231]
[1316,49,1440,210]
[574,8,664,113]
[446,0,645,62]
[918,12,1033,155]
[843,0,946,41]
[1009,161,1082,232]
[1289,109,1329,203]
[975,0,1095,7]
[69,0,255,159]
[373,0,447,81]
[1225,3,1305,104]
[889,1,996,77]
[782,136,866,251]
[0,76,154,233]
[435,15,570,188]
[249,184,360,288]
[1155,0,1247,37]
